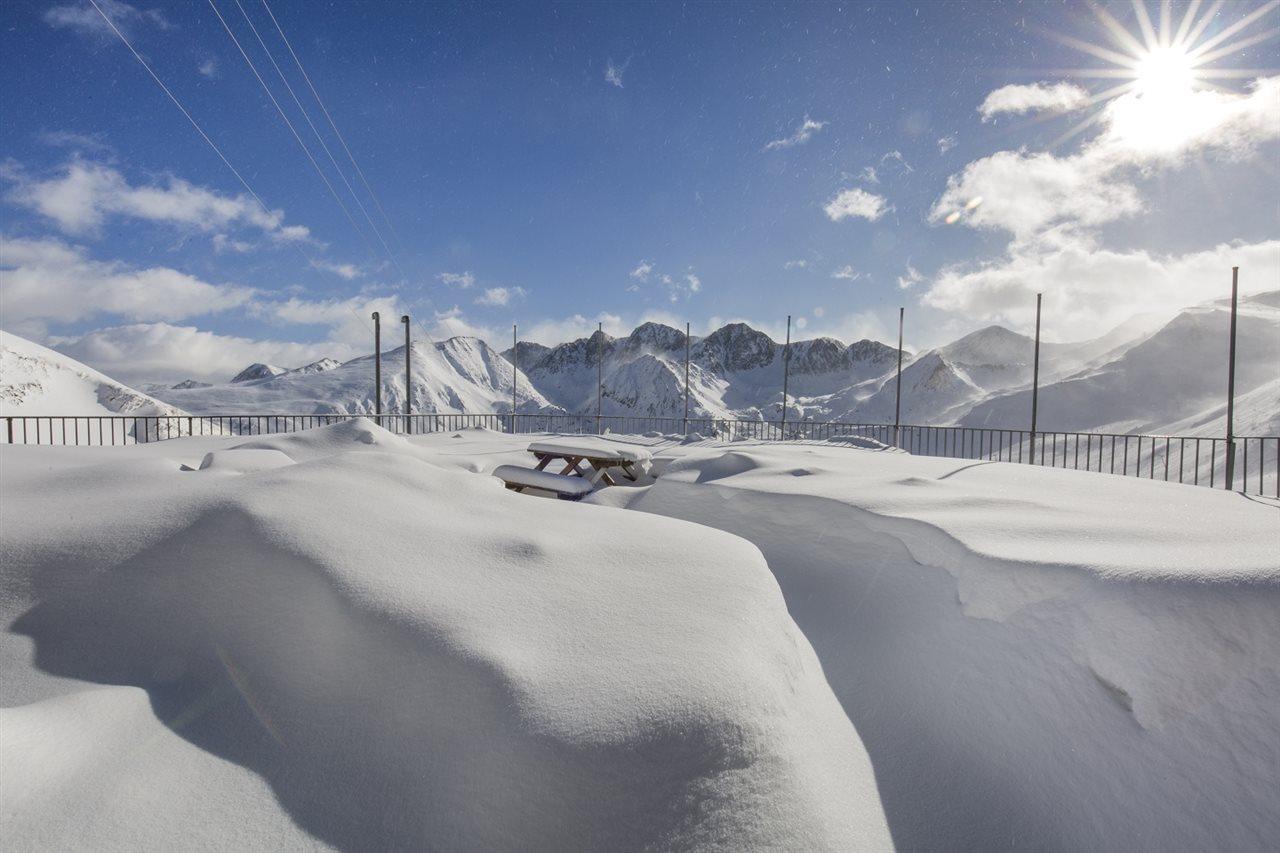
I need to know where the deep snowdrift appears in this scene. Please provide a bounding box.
[608,441,1279,851]
[0,420,890,851]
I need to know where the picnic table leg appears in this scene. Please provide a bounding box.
[619,462,638,482]
[589,460,617,486]
[533,454,552,471]
[558,456,587,477]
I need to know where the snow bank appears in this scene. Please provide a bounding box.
[0,419,891,850]
[619,442,1279,850]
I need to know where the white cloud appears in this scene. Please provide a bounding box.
[930,148,1141,237]
[310,260,362,280]
[979,82,1090,121]
[934,77,1280,238]
[629,260,653,281]
[53,322,360,386]
[44,0,169,39]
[628,261,701,302]
[937,134,957,154]
[38,130,111,153]
[522,312,626,346]
[605,58,630,88]
[831,265,862,281]
[429,306,499,343]
[1,235,255,326]
[198,58,218,78]
[436,270,475,289]
[784,259,808,270]
[922,236,1280,340]
[763,116,827,151]
[685,272,701,293]
[897,264,923,290]
[475,286,527,307]
[4,160,311,243]
[265,294,403,347]
[824,188,889,222]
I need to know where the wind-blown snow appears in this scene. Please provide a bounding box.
[0,419,890,850]
[407,429,1280,850]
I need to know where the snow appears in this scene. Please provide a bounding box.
[155,338,554,417]
[403,429,1280,849]
[526,436,653,462]
[0,419,891,850]
[0,330,184,419]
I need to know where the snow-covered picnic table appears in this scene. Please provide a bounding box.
[526,437,652,485]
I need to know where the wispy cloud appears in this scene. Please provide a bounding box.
[629,259,653,281]
[198,58,218,79]
[475,286,527,307]
[823,188,890,222]
[937,134,957,154]
[763,116,827,151]
[437,271,476,289]
[3,159,311,243]
[45,0,169,39]
[897,264,923,290]
[1,234,255,329]
[784,259,808,270]
[831,265,863,281]
[311,260,363,280]
[978,82,1089,121]
[605,56,631,88]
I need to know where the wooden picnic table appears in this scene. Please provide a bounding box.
[525,438,652,487]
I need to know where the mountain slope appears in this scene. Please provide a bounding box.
[961,297,1280,433]
[157,337,553,416]
[0,331,184,419]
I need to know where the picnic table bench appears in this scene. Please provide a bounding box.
[492,437,653,499]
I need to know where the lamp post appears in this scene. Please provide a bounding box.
[1030,294,1042,465]
[893,307,904,448]
[371,311,381,423]
[401,315,411,434]
[780,315,791,439]
[1225,266,1239,489]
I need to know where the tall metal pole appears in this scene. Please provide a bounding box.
[371,311,382,423]
[894,307,904,448]
[1225,266,1239,489]
[780,315,791,438]
[1030,293,1043,465]
[680,322,691,435]
[506,324,512,435]
[401,315,411,434]
[596,322,603,435]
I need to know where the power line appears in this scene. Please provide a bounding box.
[232,0,408,284]
[205,0,380,265]
[85,0,377,344]
[260,0,407,256]
[85,0,338,277]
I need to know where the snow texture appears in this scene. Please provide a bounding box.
[0,419,891,851]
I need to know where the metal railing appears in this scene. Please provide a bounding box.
[3,413,1276,497]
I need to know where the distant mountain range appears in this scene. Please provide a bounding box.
[2,292,1277,436]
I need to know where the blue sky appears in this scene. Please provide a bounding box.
[1,0,1277,382]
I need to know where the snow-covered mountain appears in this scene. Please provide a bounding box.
[0,331,185,419]
[7,292,1275,436]
[961,294,1280,433]
[157,337,554,416]
[231,363,287,383]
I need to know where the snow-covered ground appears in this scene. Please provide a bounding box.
[0,420,889,851]
[2,420,1276,850]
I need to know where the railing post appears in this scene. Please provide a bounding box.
[372,311,382,423]
[894,307,904,448]
[1224,266,1239,489]
[1029,293,1042,465]
[402,314,412,434]
[5,417,12,445]
[780,315,791,440]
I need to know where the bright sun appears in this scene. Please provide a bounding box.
[1134,45,1196,97]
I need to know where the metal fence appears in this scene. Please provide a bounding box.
[4,412,1276,497]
